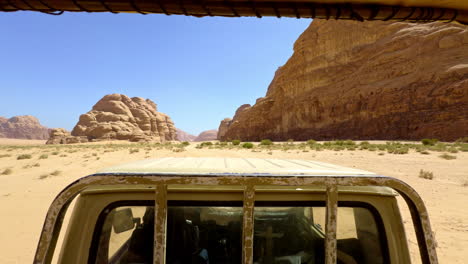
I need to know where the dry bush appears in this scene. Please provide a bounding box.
[419,169,434,180]
[439,153,456,160]
[1,168,13,175]
[17,154,32,160]
[0,154,12,158]
[39,154,48,159]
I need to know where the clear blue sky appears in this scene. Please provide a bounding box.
[0,12,310,135]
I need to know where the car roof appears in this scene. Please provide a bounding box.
[98,157,376,176]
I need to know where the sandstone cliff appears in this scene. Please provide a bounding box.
[47,94,177,144]
[219,20,468,141]
[176,128,197,142]
[195,130,218,142]
[0,115,50,140]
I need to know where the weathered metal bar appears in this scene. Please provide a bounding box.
[325,184,338,264]
[33,174,438,264]
[242,185,255,264]
[153,184,167,264]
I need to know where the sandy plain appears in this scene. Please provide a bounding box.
[0,138,466,263]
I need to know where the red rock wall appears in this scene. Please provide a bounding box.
[219,20,468,141]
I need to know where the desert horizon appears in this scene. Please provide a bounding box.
[0,138,467,263]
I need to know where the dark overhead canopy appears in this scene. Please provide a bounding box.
[0,0,467,24]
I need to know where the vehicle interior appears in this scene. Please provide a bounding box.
[93,201,386,264]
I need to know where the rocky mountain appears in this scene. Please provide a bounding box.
[219,20,468,142]
[176,128,197,142]
[194,130,218,142]
[47,94,177,144]
[0,115,50,140]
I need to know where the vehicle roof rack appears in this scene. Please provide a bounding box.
[1,0,467,24]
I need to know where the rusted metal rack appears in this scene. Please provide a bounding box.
[34,173,438,264]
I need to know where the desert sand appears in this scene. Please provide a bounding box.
[0,139,467,263]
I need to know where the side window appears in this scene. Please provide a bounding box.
[93,204,155,264]
[337,207,387,264]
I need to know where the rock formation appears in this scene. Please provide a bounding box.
[47,94,177,144]
[195,130,218,142]
[176,128,197,142]
[219,20,468,141]
[46,128,88,144]
[0,115,50,140]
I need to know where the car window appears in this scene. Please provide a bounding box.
[93,204,155,264]
[91,201,387,264]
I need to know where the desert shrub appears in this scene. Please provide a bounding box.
[360,141,370,146]
[419,169,434,180]
[231,140,241,146]
[0,154,11,158]
[378,152,385,156]
[306,140,316,145]
[92,153,98,156]
[38,174,49,180]
[39,154,48,159]
[50,170,61,176]
[172,148,185,153]
[439,153,456,160]
[242,142,254,149]
[17,154,32,160]
[200,142,213,147]
[51,151,59,155]
[287,139,294,144]
[1,168,12,175]
[455,137,468,143]
[420,150,430,155]
[421,138,439,146]
[59,154,68,157]
[129,149,139,154]
[260,139,273,146]
[458,144,468,152]
[219,141,228,146]
[267,151,273,155]
[181,141,190,146]
[387,147,409,154]
[448,148,458,153]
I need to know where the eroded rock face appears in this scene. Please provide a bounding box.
[0,115,50,140]
[176,128,197,142]
[195,130,218,142]
[219,20,468,141]
[46,128,88,144]
[217,118,232,140]
[47,94,177,144]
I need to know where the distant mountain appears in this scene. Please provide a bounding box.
[176,128,197,142]
[194,129,218,142]
[0,115,50,140]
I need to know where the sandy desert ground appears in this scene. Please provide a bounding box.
[0,138,467,263]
